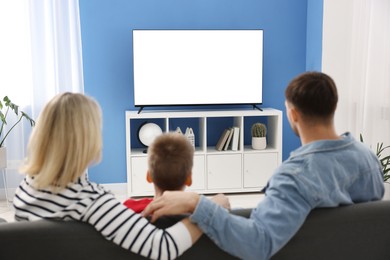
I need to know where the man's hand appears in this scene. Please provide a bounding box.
[142,191,200,222]
[211,193,231,211]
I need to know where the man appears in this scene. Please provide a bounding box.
[143,71,384,260]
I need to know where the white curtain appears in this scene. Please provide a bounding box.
[0,0,84,195]
[29,0,84,117]
[322,0,390,149]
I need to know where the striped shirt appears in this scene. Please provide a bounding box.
[13,175,192,260]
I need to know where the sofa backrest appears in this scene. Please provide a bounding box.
[272,200,390,260]
[0,200,389,260]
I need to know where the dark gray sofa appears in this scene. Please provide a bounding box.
[1,200,390,260]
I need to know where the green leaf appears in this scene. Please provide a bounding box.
[360,133,390,183]
[0,96,35,147]
[0,111,5,123]
[21,111,35,127]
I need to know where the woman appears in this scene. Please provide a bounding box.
[13,92,203,260]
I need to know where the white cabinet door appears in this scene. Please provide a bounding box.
[243,153,277,188]
[187,155,205,191]
[131,157,154,195]
[207,154,242,189]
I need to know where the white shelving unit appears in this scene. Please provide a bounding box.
[125,108,283,197]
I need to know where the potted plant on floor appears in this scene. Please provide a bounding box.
[360,134,390,182]
[360,134,390,200]
[251,122,267,150]
[376,142,390,183]
[0,96,35,168]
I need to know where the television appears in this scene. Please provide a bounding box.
[132,29,263,110]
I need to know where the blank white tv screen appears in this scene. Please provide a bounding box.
[133,29,263,107]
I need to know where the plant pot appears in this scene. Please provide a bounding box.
[0,147,6,169]
[252,137,266,150]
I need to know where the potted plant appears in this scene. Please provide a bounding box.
[360,134,390,182]
[0,96,35,168]
[360,134,390,199]
[375,142,390,183]
[251,122,267,150]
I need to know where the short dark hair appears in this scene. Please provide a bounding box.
[285,71,338,122]
[148,132,194,191]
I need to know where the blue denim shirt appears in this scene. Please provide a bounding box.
[191,132,384,260]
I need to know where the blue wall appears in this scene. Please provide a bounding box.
[306,0,323,71]
[79,0,323,184]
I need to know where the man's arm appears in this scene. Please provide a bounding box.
[144,174,312,260]
[190,174,312,260]
[142,192,230,222]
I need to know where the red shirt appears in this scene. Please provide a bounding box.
[123,198,153,213]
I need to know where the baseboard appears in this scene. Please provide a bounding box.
[100,183,128,197]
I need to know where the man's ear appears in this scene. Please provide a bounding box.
[185,173,192,187]
[289,106,300,123]
[146,171,153,183]
[286,101,297,122]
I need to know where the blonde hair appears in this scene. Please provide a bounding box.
[148,132,194,191]
[20,92,102,190]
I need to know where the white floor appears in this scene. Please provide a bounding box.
[0,192,264,223]
[0,200,14,222]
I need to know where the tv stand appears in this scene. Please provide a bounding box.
[137,106,144,114]
[252,104,263,111]
[125,108,282,197]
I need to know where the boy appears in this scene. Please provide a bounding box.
[124,132,194,213]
